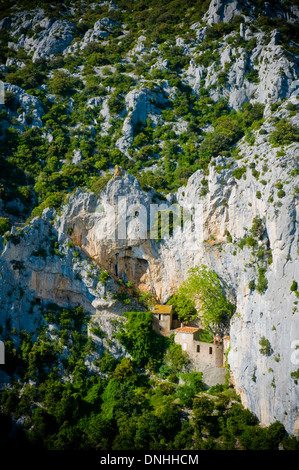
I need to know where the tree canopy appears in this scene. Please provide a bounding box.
[167,293,197,324]
[177,265,235,333]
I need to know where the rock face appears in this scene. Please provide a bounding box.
[32,20,75,62]
[3,83,44,130]
[1,0,299,438]
[81,17,119,46]
[58,175,158,293]
[202,0,252,25]
[54,100,299,434]
[116,84,172,155]
[187,19,299,111]
[0,209,141,342]
[202,0,299,25]
[7,12,75,61]
[2,97,297,433]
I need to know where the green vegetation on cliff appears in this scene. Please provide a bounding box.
[0,303,295,450]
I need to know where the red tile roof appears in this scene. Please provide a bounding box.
[175,327,200,334]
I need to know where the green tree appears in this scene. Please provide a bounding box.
[269,118,299,146]
[259,336,271,356]
[78,413,112,450]
[161,339,190,375]
[113,357,137,384]
[116,311,167,369]
[176,372,205,407]
[0,217,10,236]
[167,293,197,324]
[107,92,125,115]
[48,70,82,96]
[192,395,215,436]
[178,265,235,333]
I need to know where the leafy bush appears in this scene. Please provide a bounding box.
[245,69,259,83]
[48,70,83,96]
[248,280,256,292]
[89,175,112,196]
[176,372,205,406]
[167,293,197,324]
[0,217,10,236]
[107,92,125,115]
[256,267,268,293]
[161,339,190,375]
[177,265,235,333]
[269,119,299,146]
[98,269,110,285]
[277,189,285,198]
[259,336,271,355]
[290,280,298,292]
[232,167,246,179]
[116,311,168,369]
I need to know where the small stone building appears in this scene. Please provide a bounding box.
[152,304,174,337]
[174,326,225,368]
[151,305,230,369]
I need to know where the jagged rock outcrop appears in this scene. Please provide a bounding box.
[1,0,299,439]
[202,0,253,25]
[80,17,119,49]
[6,11,75,62]
[52,98,299,434]
[2,130,298,430]
[202,0,299,26]
[0,208,141,342]
[2,83,44,130]
[187,19,299,111]
[116,86,166,155]
[116,83,175,155]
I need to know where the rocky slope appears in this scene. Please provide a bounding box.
[0,0,299,436]
[55,116,299,433]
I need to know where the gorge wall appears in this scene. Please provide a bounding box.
[55,116,299,433]
[0,0,299,437]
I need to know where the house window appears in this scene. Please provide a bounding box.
[197,345,200,353]
[183,343,187,351]
[209,347,213,355]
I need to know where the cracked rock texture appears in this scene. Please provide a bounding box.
[55,115,299,432]
[1,0,299,436]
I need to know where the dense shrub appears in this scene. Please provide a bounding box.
[116,311,168,369]
[269,119,299,146]
[0,217,10,236]
[48,70,83,96]
[107,92,125,115]
[259,336,271,355]
[167,293,197,324]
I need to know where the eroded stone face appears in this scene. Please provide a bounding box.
[54,123,299,433]
[1,0,299,436]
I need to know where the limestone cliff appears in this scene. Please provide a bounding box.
[53,99,299,433]
[0,0,299,437]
